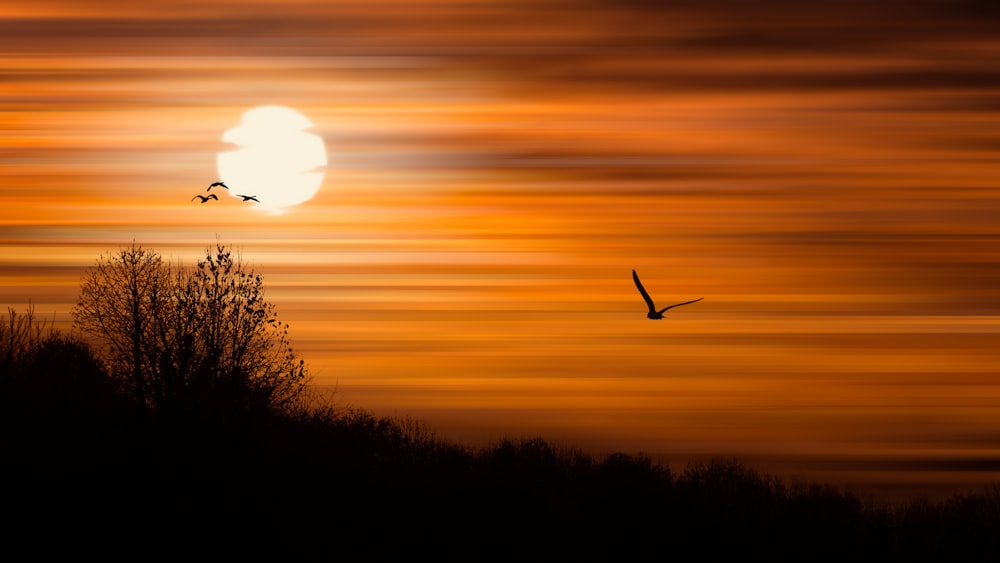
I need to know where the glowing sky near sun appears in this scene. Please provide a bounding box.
[2,0,1000,497]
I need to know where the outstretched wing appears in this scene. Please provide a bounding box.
[632,269,656,313]
[657,297,704,315]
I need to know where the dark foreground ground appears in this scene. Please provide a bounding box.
[3,380,1000,563]
[0,323,996,561]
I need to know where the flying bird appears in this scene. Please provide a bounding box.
[236,195,260,203]
[207,181,229,190]
[191,194,219,203]
[632,269,703,320]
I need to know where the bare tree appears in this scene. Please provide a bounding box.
[74,244,169,412]
[73,242,307,417]
[1,303,49,372]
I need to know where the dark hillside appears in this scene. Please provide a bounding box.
[3,309,999,560]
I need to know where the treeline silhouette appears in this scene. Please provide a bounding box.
[3,270,1000,560]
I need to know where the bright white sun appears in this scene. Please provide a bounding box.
[217,106,327,213]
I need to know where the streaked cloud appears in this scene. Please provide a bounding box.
[2,0,999,495]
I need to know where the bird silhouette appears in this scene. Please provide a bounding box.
[236,195,260,203]
[207,181,229,190]
[191,194,219,203]
[632,269,702,320]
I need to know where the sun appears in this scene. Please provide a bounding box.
[217,106,327,213]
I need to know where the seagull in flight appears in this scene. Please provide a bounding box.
[632,269,703,320]
[236,194,260,203]
[207,181,229,191]
[191,194,219,203]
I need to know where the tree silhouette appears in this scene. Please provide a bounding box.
[1,304,47,374]
[73,242,307,417]
[157,243,307,417]
[73,244,168,412]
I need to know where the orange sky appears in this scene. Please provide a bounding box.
[2,0,1000,498]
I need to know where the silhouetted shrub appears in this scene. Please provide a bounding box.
[885,489,1000,559]
[599,451,671,490]
[0,306,123,421]
[21,333,111,400]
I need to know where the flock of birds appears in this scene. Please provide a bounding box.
[192,181,260,204]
